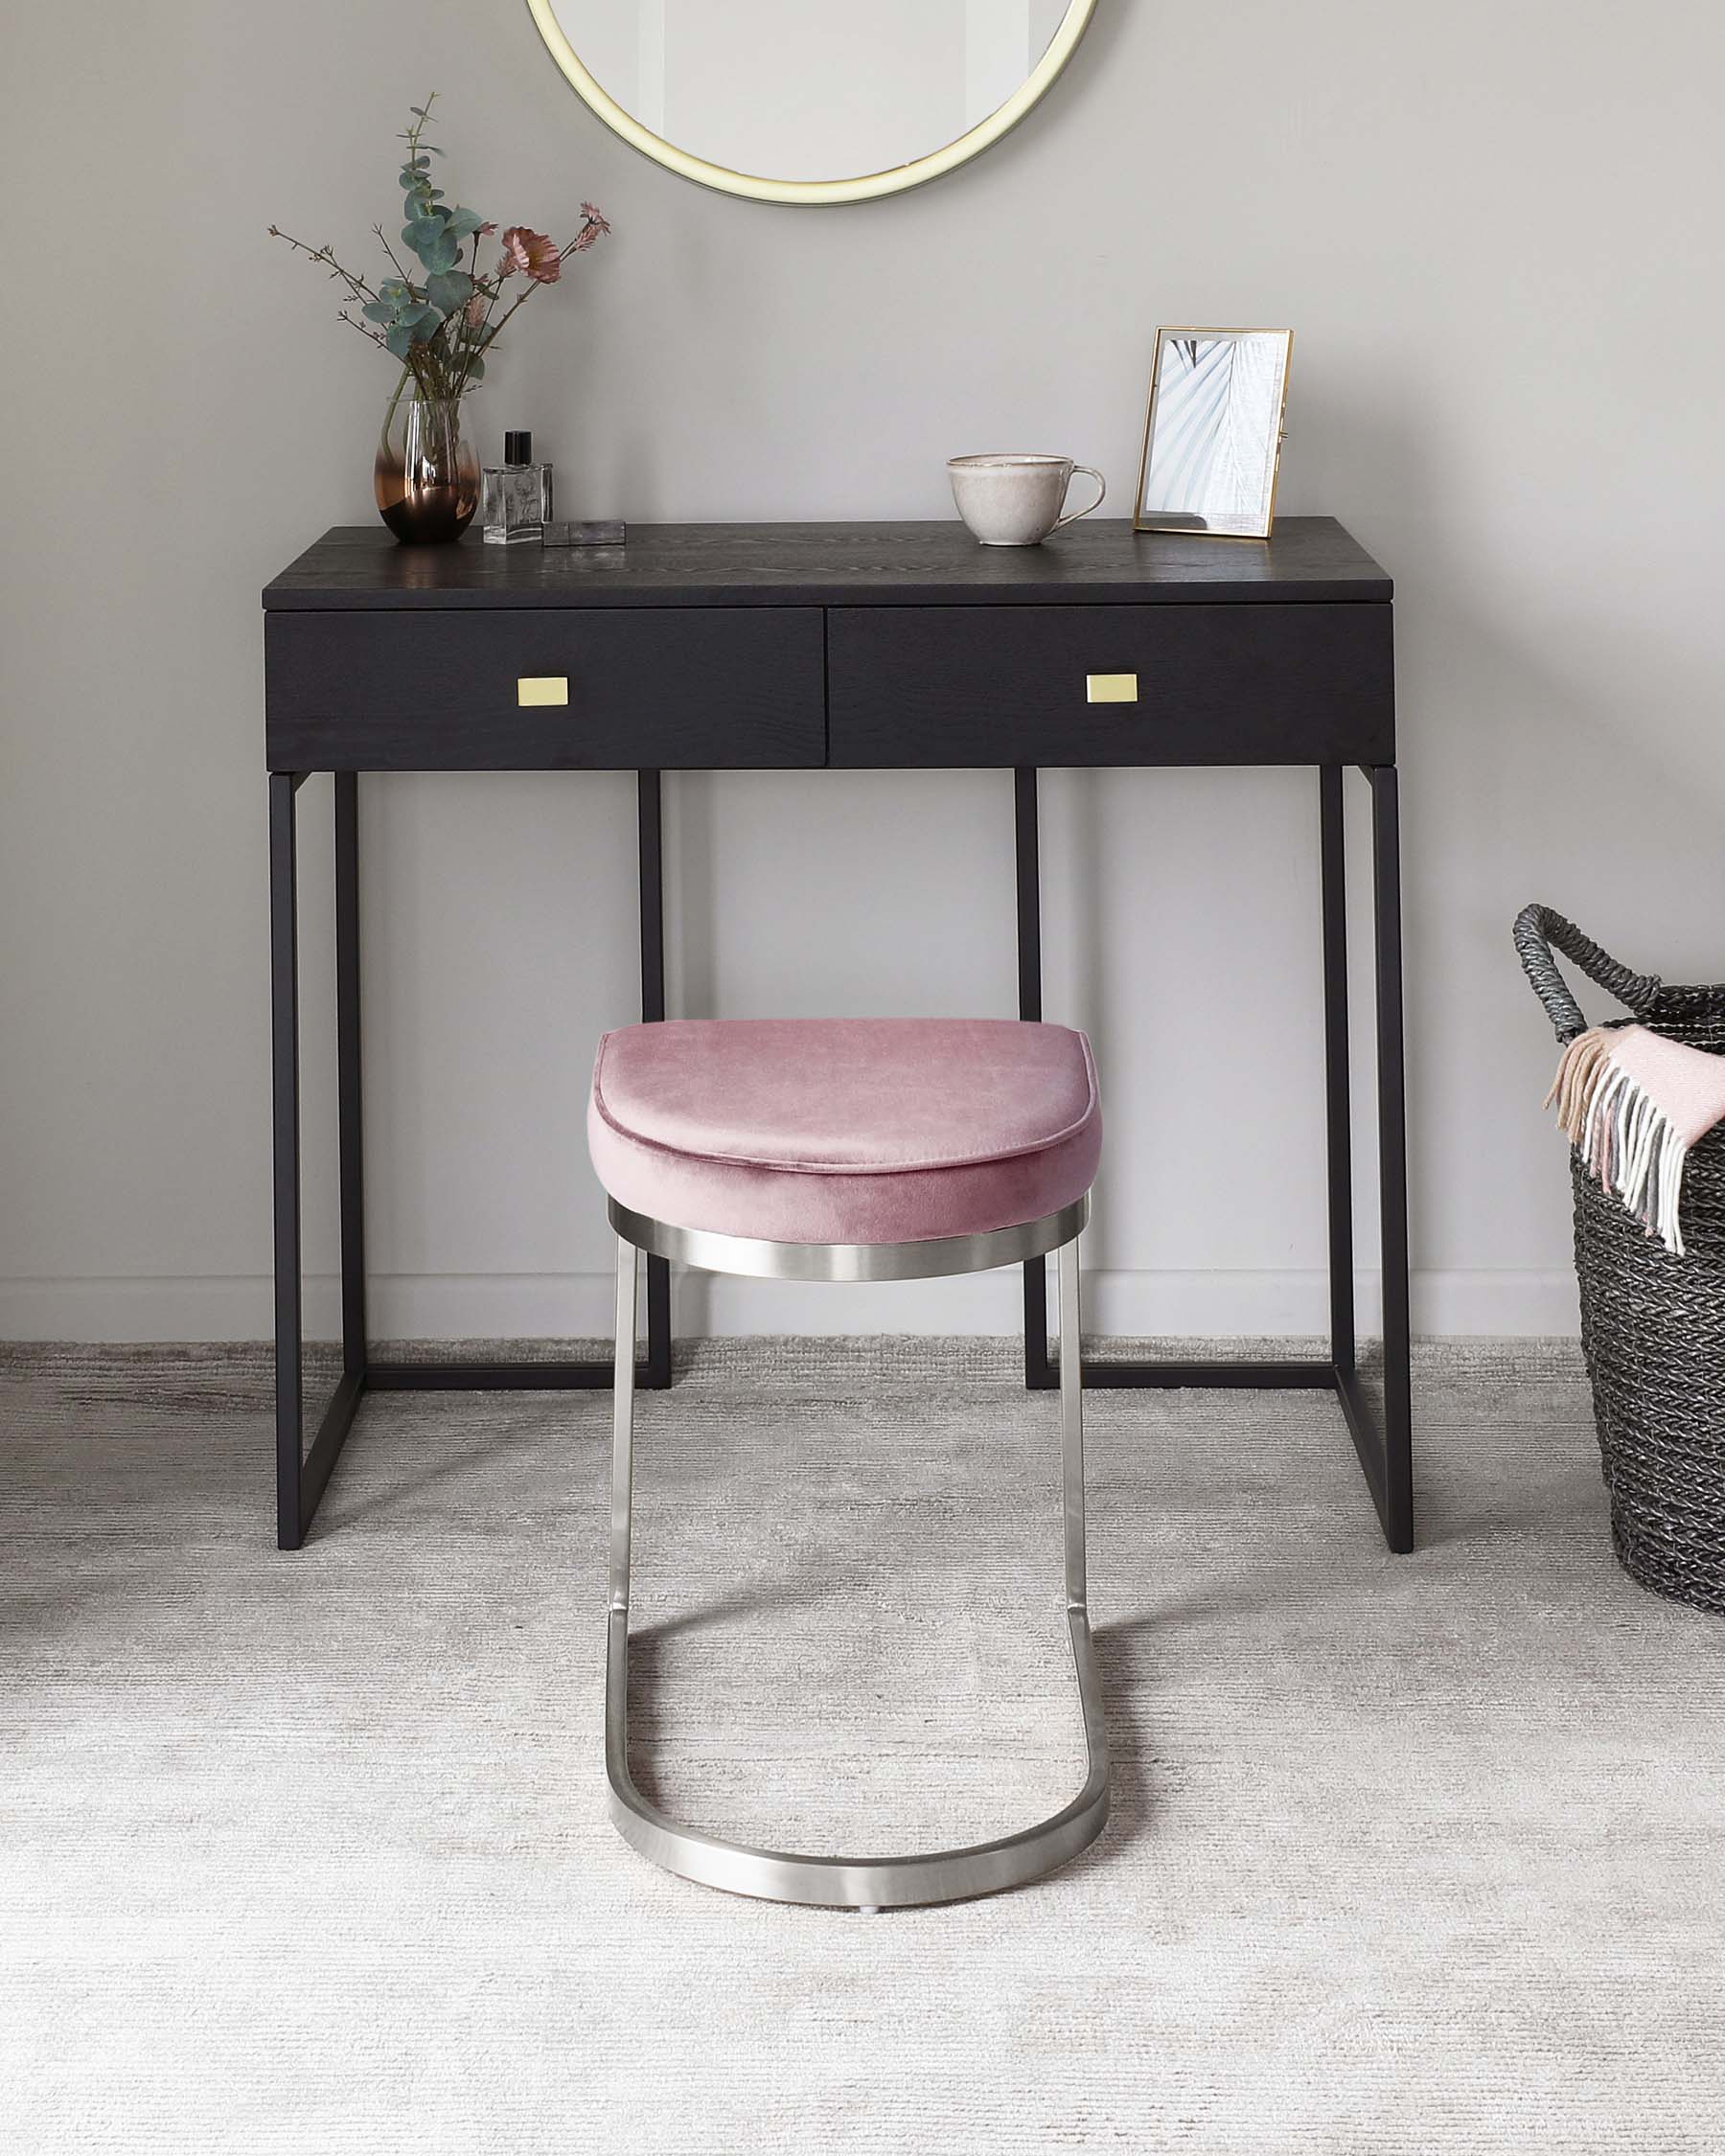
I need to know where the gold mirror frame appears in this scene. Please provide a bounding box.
[524,0,1098,205]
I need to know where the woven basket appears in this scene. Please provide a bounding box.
[1516,904,1725,1611]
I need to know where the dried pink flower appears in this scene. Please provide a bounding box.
[498,225,561,283]
[465,292,488,329]
[581,202,611,233]
[478,221,496,237]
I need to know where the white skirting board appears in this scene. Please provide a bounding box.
[0,1268,1581,1342]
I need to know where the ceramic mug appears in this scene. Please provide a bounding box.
[947,452,1107,547]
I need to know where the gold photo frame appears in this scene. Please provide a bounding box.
[1134,327,1293,540]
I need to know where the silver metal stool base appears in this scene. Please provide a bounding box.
[604,1201,1109,1911]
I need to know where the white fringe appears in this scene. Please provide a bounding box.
[1545,1027,1690,1257]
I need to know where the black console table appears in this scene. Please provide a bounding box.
[264,517,1408,1553]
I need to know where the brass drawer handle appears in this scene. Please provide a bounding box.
[518,676,569,707]
[1087,673,1138,704]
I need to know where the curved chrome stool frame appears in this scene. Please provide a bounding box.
[604,1192,1109,1910]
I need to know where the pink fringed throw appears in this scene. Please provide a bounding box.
[1547,1025,1725,1257]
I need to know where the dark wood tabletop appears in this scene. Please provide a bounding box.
[264,516,1392,611]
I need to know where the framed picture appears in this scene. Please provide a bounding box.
[1133,327,1294,539]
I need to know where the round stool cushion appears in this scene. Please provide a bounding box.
[588,1017,1101,1246]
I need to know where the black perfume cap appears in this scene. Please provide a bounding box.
[504,429,532,465]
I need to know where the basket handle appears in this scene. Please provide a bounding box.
[1513,904,1662,1044]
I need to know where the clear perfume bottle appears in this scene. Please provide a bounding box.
[481,430,553,545]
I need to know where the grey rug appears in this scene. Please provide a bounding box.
[4,1337,1724,2154]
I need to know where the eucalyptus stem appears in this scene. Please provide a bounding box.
[372,223,414,287]
[272,96,608,401]
[268,225,378,304]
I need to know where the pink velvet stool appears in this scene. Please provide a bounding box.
[588,1016,1110,1910]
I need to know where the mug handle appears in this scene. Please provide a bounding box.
[1052,465,1107,532]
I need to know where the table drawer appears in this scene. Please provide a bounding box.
[827,603,1393,768]
[266,608,825,770]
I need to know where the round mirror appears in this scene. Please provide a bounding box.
[525,0,1097,205]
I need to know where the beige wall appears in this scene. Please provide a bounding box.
[5,1,1724,1342]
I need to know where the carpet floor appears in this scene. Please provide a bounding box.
[3,1336,1724,2153]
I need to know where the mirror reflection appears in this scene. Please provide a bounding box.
[545,0,1080,185]
[1135,330,1294,541]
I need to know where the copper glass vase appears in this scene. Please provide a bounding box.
[374,381,479,544]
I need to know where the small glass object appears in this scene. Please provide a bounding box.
[481,429,553,545]
[375,386,479,545]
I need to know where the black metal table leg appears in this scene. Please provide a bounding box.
[1327,766,1414,1550]
[1008,760,1415,1549]
[270,773,305,1550]
[272,772,362,1551]
[365,771,671,1402]
[277,766,678,1548]
[1320,766,1355,1374]
[1016,768,1055,1390]
[335,772,366,1383]
[1368,765,1414,1548]
[638,771,673,1389]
